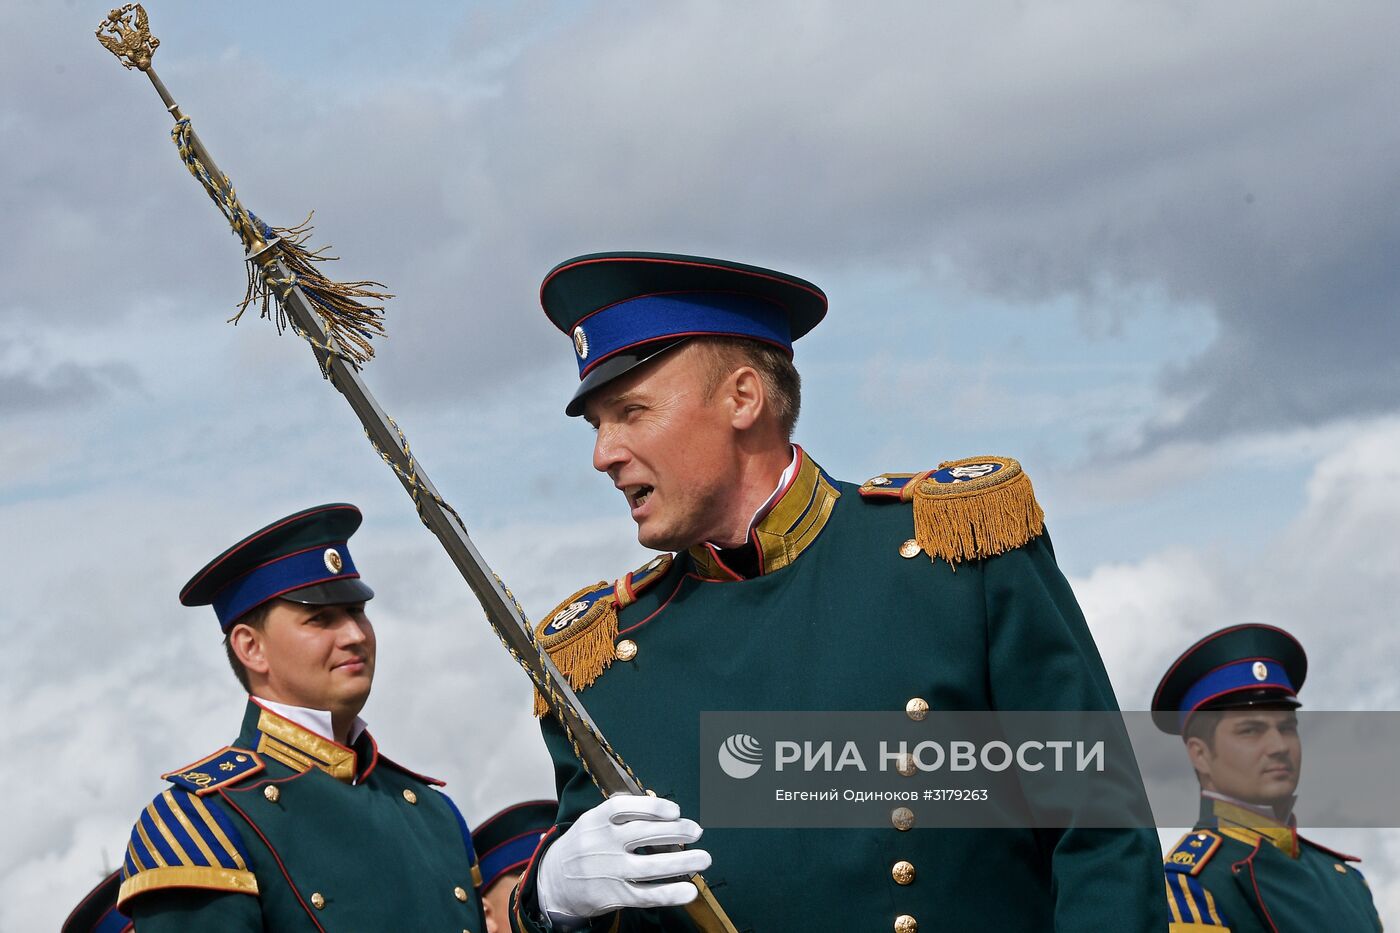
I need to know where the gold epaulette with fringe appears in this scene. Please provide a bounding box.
[858,455,1045,564]
[532,554,673,717]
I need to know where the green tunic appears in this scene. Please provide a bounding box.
[118,700,486,932]
[1163,797,1382,932]
[512,450,1166,932]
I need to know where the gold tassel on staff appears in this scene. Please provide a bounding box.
[99,4,390,368]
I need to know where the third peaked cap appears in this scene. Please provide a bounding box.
[1152,624,1307,735]
[540,251,827,416]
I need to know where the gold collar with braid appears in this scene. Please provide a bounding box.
[254,707,359,783]
[688,447,840,581]
[1211,798,1301,859]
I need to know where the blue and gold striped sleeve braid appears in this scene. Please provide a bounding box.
[1164,871,1230,931]
[116,788,258,911]
[1164,830,1230,931]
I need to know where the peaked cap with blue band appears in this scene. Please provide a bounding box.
[1152,623,1307,735]
[540,252,828,416]
[472,799,557,891]
[180,503,375,631]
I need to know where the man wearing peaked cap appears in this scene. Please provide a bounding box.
[116,504,488,932]
[474,800,558,932]
[1154,624,1382,932]
[510,252,1167,932]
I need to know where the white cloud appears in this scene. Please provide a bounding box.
[1076,419,1400,709]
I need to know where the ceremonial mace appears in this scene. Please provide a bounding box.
[96,7,737,930]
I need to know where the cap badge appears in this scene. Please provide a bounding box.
[323,548,343,574]
[572,326,589,360]
[1252,661,1269,681]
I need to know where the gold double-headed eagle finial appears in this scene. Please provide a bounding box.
[96,4,160,71]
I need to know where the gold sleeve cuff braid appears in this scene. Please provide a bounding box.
[117,865,258,909]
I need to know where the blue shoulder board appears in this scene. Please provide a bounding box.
[1164,829,1222,876]
[857,470,929,499]
[537,553,674,640]
[162,746,264,795]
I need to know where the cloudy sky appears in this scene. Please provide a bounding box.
[4,0,1399,927]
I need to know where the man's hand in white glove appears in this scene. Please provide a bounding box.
[536,794,711,924]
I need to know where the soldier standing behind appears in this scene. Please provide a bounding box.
[116,503,487,931]
[62,870,128,933]
[1153,623,1383,931]
[474,801,557,932]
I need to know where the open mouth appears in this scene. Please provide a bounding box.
[626,485,654,509]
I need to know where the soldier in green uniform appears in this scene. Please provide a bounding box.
[1153,624,1383,932]
[508,252,1168,932]
[63,869,129,933]
[116,503,487,932]
[473,801,557,932]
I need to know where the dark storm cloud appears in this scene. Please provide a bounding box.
[0,359,135,412]
[0,327,139,413]
[481,0,1400,441]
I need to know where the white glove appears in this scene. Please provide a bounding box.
[536,794,711,924]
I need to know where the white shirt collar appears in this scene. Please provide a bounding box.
[1202,789,1295,825]
[713,445,798,550]
[255,696,368,746]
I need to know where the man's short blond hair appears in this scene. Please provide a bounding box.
[695,337,802,439]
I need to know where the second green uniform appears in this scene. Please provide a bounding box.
[1163,796,1382,932]
[119,699,486,931]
